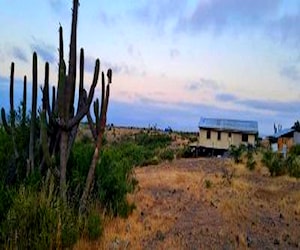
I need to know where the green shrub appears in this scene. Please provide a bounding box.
[159,148,174,161]
[1,185,57,249]
[0,106,32,185]
[229,144,246,163]
[118,142,154,167]
[0,184,14,226]
[67,141,95,202]
[61,208,80,248]
[87,211,103,240]
[285,155,300,178]
[176,146,193,158]
[246,158,256,171]
[261,147,300,178]
[246,148,256,171]
[204,179,212,188]
[0,181,80,249]
[141,156,160,166]
[134,132,172,149]
[261,150,286,176]
[0,129,13,179]
[289,144,300,156]
[95,148,137,217]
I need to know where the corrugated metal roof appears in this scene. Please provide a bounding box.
[272,128,294,138]
[199,117,258,134]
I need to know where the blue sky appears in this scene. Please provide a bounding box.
[1,0,300,135]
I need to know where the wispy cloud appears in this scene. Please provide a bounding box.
[98,11,117,26]
[280,65,300,82]
[215,93,238,102]
[186,78,220,91]
[31,38,56,64]
[177,0,279,35]
[127,44,143,62]
[85,55,137,75]
[48,0,68,17]
[170,49,180,59]
[134,0,186,33]
[237,99,300,114]
[215,91,300,115]
[268,11,300,47]
[12,46,28,63]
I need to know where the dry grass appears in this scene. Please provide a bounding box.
[75,157,300,249]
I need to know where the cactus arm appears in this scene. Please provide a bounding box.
[87,109,97,142]
[68,0,78,108]
[80,69,112,213]
[28,52,38,173]
[78,48,84,97]
[57,60,66,119]
[56,25,65,116]
[40,110,51,166]
[43,62,51,118]
[51,86,56,113]
[94,98,100,135]
[9,63,15,128]
[1,108,11,134]
[22,75,27,124]
[66,59,99,129]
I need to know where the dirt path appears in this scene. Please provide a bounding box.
[76,158,300,249]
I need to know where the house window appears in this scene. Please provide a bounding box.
[242,134,248,142]
[206,130,211,139]
[228,132,232,138]
[217,131,221,140]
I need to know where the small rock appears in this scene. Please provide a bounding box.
[247,235,252,247]
[235,235,240,245]
[125,223,130,233]
[274,239,280,245]
[156,230,165,241]
[210,201,217,208]
[282,234,290,242]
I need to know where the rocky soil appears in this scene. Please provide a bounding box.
[76,157,300,249]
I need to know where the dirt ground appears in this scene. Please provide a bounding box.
[76,157,300,249]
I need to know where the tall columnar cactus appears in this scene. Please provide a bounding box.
[1,62,19,159]
[27,52,38,175]
[21,76,27,126]
[53,0,101,198]
[34,0,102,193]
[1,0,113,202]
[80,69,112,213]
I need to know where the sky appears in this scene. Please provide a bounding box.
[1,0,300,136]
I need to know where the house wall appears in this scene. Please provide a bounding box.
[278,137,294,152]
[293,132,300,144]
[198,128,255,150]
